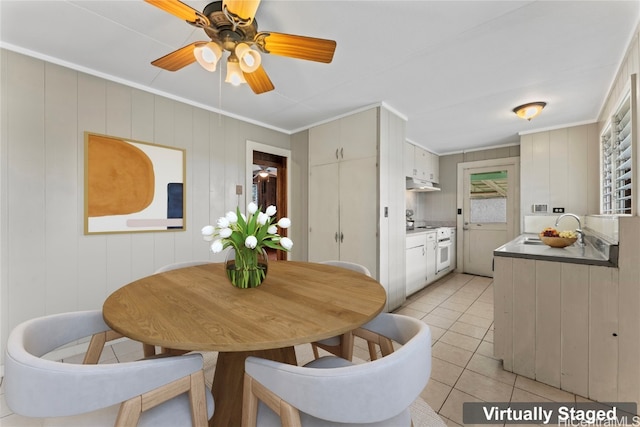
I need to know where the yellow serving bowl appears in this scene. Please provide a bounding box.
[539,234,578,248]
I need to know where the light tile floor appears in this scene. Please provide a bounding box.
[1,272,589,426]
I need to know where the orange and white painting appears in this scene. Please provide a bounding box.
[84,132,185,234]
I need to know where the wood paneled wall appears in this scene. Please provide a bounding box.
[0,49,294,365]
[520,123,600,220]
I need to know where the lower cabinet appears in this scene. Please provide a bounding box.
[405,235,426,296]
[494,256,621,401]
[406,231,437,296]
[426,232,437,284]
[449,230,456,271]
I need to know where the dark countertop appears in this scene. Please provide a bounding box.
[494,233,618,267]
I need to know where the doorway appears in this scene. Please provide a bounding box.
[457,158,519,277]
[246,142,291,261]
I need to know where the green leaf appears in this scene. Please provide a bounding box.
[236,206,246,230]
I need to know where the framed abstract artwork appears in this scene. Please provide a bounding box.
[84,132,186,234]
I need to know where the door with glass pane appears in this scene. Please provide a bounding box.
[462,165,515,277]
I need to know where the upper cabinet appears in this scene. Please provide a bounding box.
[404,141,439,184]
[404,142,415,178]
[430,150,439,184]
[309,109,378,166]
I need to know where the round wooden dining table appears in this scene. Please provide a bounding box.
[102,260,387,427]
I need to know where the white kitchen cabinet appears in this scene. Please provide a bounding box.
[403,142,439,183]
[309,109,378,167]
[415,147,430,181]
[430,151,440,184]
[308,162,340,262]
[405,234,427,296]
[309,106,406,311]
[309,158,377,274]
[404,141,415,177]
[450,229,456,271]
[405,231,437,296]
[425,232,437,284]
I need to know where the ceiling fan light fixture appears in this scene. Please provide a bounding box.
[513,102,547,121]
[235,43,262,73]
[194,42,222,72]
[225,55,246,86]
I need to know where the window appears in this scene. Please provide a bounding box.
[601,91,633,214]
[469,170,507,223]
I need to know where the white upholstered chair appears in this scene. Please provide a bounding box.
[143,260,214,357]
[242,313,432,426]
[154,260,213,274]
[311,260,389,361]
[4,310,214,427]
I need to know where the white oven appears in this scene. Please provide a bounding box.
[436,227,452,273]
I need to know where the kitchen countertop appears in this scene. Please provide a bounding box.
[494,233,618,267]
[406,228,438,235]
[406,225,456,235]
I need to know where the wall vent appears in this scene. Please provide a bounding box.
[532,204,548,213]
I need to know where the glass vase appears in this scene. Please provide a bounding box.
[224,247,269,289]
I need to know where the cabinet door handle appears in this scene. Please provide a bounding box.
[335,232,339,242]
[335,148,339,160]
[340,232,344,243]
[340,147,344,159]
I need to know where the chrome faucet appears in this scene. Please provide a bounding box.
[555,213,585,246]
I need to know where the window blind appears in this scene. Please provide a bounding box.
[602,92,633,214]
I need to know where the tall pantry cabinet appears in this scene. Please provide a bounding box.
[308,106,406,311]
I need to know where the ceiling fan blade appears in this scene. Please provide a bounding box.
[144,0,202,22]
[151,42,203,71]
[244,65,275,94]
[255,32,336,63]
[223,0,261,24]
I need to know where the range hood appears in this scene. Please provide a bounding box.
[406,177,441,192]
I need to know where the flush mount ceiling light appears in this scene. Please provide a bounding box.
[513,102,547,121]
[145,0,337,94]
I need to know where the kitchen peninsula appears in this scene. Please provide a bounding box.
[492,216,640,407]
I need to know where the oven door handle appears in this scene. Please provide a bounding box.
[438,241,452,248]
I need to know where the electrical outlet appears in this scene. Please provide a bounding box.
[236,185,243,195]
[553,207,565,213]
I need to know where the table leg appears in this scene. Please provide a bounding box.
[209,347,298,427]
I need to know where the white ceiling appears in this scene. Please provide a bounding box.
[1,1,638,154]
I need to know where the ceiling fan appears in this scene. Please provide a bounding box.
[253,165,277,179]
[145,0,337,94]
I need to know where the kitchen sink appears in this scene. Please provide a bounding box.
[523,237,545,245]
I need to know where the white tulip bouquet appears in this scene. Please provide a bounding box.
[202,202,292,288]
